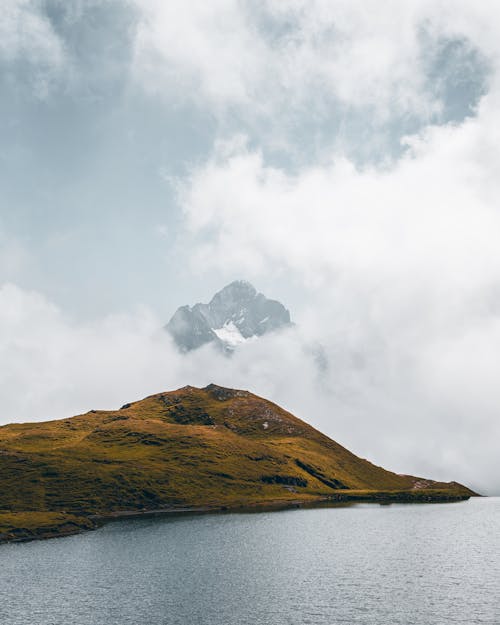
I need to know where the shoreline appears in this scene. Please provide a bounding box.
[92,491,473,523]
[0,491,474,545]
[91,491,473,522]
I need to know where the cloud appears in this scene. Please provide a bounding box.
[0,1,63,64]
[0,0,66,96]
[133,0,267,109]
[131,0,492,148]
[0,283,174,422]
[133,1,429,111]
[168,84,500,495]
[179,114,500,292]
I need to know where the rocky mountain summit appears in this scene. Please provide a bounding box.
[165,280,291,352]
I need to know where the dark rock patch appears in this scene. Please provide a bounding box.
[167,404,214,426]
[261,475,308,487]
[295,459,348,490]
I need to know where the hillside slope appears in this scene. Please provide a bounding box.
[0,384,476,542]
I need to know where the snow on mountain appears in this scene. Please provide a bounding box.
[165,281,291,353]
[212,321,255,347]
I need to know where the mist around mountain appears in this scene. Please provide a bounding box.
[165,281,292,353]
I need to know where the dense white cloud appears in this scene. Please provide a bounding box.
[180,112,500,292]
[132,1,497,124]
[133,0,267,109]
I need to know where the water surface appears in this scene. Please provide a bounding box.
[1,498,498,624]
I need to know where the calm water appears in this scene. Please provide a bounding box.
[0,498,499,625]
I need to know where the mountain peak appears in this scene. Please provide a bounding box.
[217,279,256,294]
[165,281,291,352]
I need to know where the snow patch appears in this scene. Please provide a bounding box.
[213,321,252,347]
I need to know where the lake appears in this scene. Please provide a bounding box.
[0,498,498,624]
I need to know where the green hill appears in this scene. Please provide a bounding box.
[0,384,476,542]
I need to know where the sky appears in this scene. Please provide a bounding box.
[1,0,500,494]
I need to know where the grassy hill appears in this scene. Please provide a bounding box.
[0,384,476,542]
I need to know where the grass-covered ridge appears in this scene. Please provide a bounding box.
[0,384,476,542]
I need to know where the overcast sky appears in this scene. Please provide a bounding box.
[1,1,500,494]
